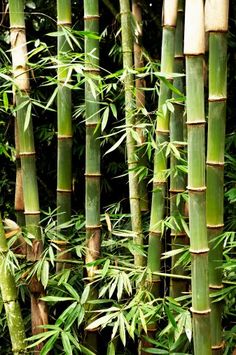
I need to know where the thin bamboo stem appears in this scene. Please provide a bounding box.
[132,0,149,214]
[0,214,26,354]
[120,0,144,267]
[169,0,188,298]
[147,0,178,297]
[56,0,72,271]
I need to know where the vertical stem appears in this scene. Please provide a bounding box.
[132,0,149,214]
[169,0,188,298]
[84,0,101,279]
[120,0,144,267]
[147,0,178,297]
[0,214,26,354]
[56,0,72,270]
[8,0,48,345]
[184,1,211,354]
[205,1,229,353]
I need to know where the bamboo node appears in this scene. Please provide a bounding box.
[169,189,185,193]
[189,248,209,254]
[84,173,102,177]
[206,161,224,167]
[57,188,72,193]
[10,26,25,30]
[211,341,225,350]
[83,15,100,20]
[190,307,211,315]
[149,230,161,237]
[57,22,72,26]
[208,96,227,102]
[186,120,205,125]
[155,129,169,134]
[207,224,224,229]
[86,225,102,230]
[170,232,186,237]
[19,151,36,157]
[209,284,224,290]
[187,186,206,192]
[58,135,73,139]
[24,211,40,215]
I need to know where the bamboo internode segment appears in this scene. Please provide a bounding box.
[184,0,205,55]
[162,0,178,27]
[205,0,229,32]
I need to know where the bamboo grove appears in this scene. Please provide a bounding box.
[0,0,236,354]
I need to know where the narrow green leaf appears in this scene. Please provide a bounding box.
[24,101,32,131]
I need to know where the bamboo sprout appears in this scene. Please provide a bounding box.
[0,215,26,354]
[119,0,144,267]
[147,0,178,297]
[184,0,211,353]
[169,0,188,298]
[56,0,72,270]
[8,0,48,342]
[205,1,229,353]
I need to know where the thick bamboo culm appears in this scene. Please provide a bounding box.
[84,0,101,278]
[205,1,229,353]
[147,0,178,297]
[184,0,211,354]
[56,0,72,270]
[132,0,149,214]
[169,0,188,298]
[120,0,144,267]
[0,215,26,354]
[8,0,48,342]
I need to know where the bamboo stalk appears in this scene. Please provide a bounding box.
[56,0,72,271]
[84,1,101,351]
[205,1,229,353]
[132,0,149,214]
[184,1,211,353]
[0,214,26,354]
[8,0,48,344]
[169,0,187,298]
[119,0,144,267]
[84,0,101,279]
[147,0,178,297]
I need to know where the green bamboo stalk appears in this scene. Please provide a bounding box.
[0,215,26,354]
[56,0,72,270]
[84,0,101,280]
[184,1,211,353]
[84,1,101,351]
[8,0,48,341]
[119,0,144,267]
[169,0,188,298]
[147,0,178,297]
[205,1,229,353]
[132,0,149,214]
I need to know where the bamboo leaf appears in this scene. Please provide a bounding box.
[101,106,110,132]
[104,133,126,155]
[86,314,115,330]
[3,92,9,111]
[61,332,73,355]
[41,260,49,289]
[24,101,32,131]
[81,285,90,305]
